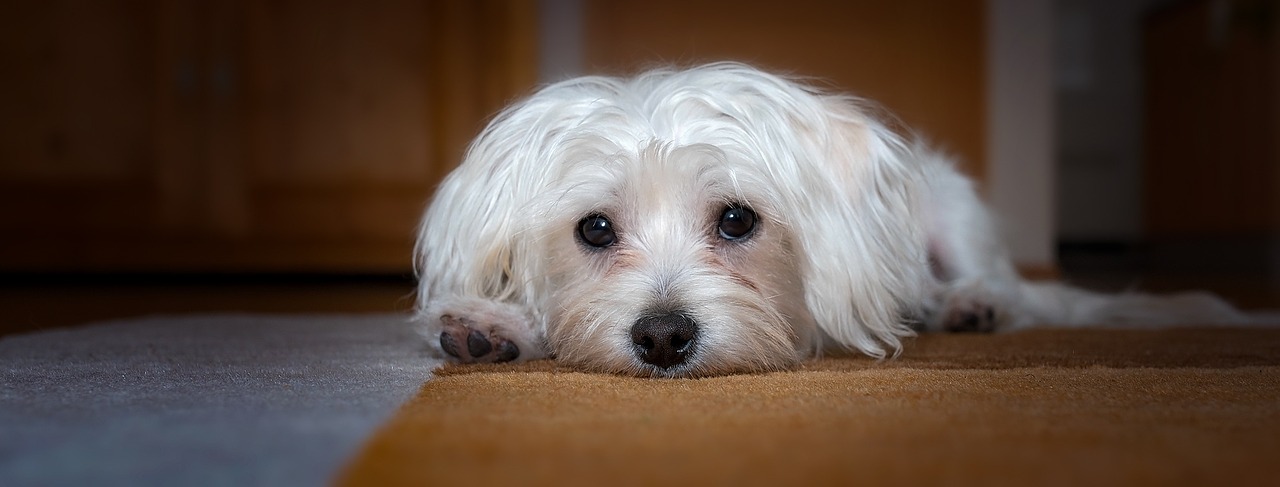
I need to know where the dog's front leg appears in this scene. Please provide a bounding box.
[420,296,548,364]
[918,153,1030,333]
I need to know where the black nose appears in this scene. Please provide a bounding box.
[630,313,699,369]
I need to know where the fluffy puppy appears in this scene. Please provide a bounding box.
[414,62,1246,378]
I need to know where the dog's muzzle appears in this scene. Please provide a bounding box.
[630,312,699,369]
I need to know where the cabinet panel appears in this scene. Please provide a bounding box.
[0,0,158,245]
[0,1,154,182]
[0,0,536,273]
[1143,0,1276,237]
[244,0,433,184]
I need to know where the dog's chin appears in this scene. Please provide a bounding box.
[563,356,798,379]
[635,357,800,379]
[552,336,804,379]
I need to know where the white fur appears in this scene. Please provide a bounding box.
[414,62,1249,377]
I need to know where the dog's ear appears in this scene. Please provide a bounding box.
[793,101,931,357]
[714,67,931,357]
[415,73,638,323]
[413,96,560,314]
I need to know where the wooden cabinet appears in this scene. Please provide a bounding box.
[1143,0,1277,238]
[0,0,535,273]
[1,0,984,274]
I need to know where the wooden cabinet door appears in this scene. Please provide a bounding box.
[0,0,535,273]
[1,1,161,269]
[1143,0,1277,238]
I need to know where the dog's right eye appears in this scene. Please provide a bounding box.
[718,205,757,241]
[577,215,616,248]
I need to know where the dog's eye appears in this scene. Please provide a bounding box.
[718,206,756,241]
[577,214,616,248]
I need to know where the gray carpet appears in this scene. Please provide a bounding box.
[0,314,440,487]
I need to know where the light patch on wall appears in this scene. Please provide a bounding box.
[538,0,584,83]
[1055,6,1096,92]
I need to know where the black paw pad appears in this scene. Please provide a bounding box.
[438,314,522,363]
[495,341,519,363]
[944,306,997,333]
[439,331,462,358]
[467,329,492,357]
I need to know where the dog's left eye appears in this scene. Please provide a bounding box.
[718,206,756,241]
[577,214,616,248]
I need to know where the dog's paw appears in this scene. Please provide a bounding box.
[420,297,547,363]
[940,302,998,333]
[438,314,521,363]
[930,282,1008,333]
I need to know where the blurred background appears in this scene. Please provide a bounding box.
[2,0,1277,335]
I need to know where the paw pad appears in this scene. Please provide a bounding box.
[438,315,520,363]
[944,305,998,333]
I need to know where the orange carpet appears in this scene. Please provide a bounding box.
[338,328,1280,486]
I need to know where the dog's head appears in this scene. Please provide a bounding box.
[418,63,929,377]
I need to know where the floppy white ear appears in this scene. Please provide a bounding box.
[714,68,931,357]
[414,74,628,324]
[413,99,551,319]
[795,101,931,357]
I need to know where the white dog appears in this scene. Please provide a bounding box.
[413,62,1245,377]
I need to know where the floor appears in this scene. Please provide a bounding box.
[2,267,1275,487]
[0,313,439,487]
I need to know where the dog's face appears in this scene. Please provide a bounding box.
[418,64,930,378]
[538,142,818,377]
